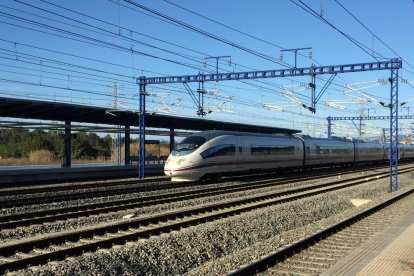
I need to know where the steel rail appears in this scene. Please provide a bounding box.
[0,163,395,208]
[0,167,412,274]
[0,176,170,197]
[228,187,414,276]
[0,164,398,228]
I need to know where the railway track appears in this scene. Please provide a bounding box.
[1,164,405,229]
[229,185,414,275]
[1,166,413,274]
[0,176,170,197]
[0,163,395,209]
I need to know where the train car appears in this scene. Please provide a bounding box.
[400,144,414,159]
[383,144,410,160]
[164,130,407,182]
[301,136,354,167]
[354,141,385,162]
[164,130,303,182]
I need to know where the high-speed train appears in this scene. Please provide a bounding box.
[164,130,414,182]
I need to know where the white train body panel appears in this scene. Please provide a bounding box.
[303,138,354,166]
[400,144,414,159]
[241,134,303,170]
[354,142,385,162]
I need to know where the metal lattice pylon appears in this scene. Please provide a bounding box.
[138,76,146,179]
[389,67,399,192]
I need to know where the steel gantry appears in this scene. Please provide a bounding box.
[137,59,402,185]
[327,114,414,137]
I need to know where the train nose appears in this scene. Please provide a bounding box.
[164,168,174,176]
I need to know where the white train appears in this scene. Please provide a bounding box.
[164,130,414,182]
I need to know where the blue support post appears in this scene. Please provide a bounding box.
[310,73,316,113]
[197,81,206,116]
[117,125,121,164]
[327,116,332,138]
[138,76,146,179]
[169,127,175,153]
[389,67,399,192]
[124,125,130,165]
[63,121,71,167]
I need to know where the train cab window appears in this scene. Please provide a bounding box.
[200,144,236,159]
[172,136,206,156]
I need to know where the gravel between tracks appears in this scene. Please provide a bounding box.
[0,169,366,215]
[8,171,414,276]
[1,173,351,242]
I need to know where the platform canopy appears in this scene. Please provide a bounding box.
[0,97,300,135]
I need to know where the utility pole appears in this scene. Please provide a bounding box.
[109,82,122,164]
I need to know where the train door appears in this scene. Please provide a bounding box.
[236,135,244,169]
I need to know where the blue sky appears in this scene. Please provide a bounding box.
[1,0,413,139]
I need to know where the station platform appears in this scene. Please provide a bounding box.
[322,207,414,275]
[0,163,164,185]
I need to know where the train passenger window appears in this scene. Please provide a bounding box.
[200,144,236,159]
[317,146,330,154]
[250,145,295,155]
[331,148,352,154]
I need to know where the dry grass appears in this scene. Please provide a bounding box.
[29,150,56,164]
[0,158,44,166]
[112,142,170,162]
[0,157,113,166]
[0,142,171,166]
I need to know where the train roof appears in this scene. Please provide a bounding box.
[191,130,297,141]
[188,130,386,144]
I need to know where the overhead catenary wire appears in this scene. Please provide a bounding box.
[289,0,387,61]
[6,0,354,108]
[0,49,138,86]
[2,3,303,98]
[119,0,292,68]
[0,0,399,137]
[334,0,414,75]
[37,0,211,59]
[7,1,213,68]
[142,1,382,108]
[0,38,166,77]
[0,14,208,72]
[0,35,386,120]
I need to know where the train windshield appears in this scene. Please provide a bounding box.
[172,136,206,156]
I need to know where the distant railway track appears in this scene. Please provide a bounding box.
[0,176,170,197]
[229,185,414,276]
[0,164,404,228]
[1,166,413,274]
[0,163,396,209]
[0,162,397,198]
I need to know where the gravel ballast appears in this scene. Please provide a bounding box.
[10,171,414,276]
[0,171,363,242]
